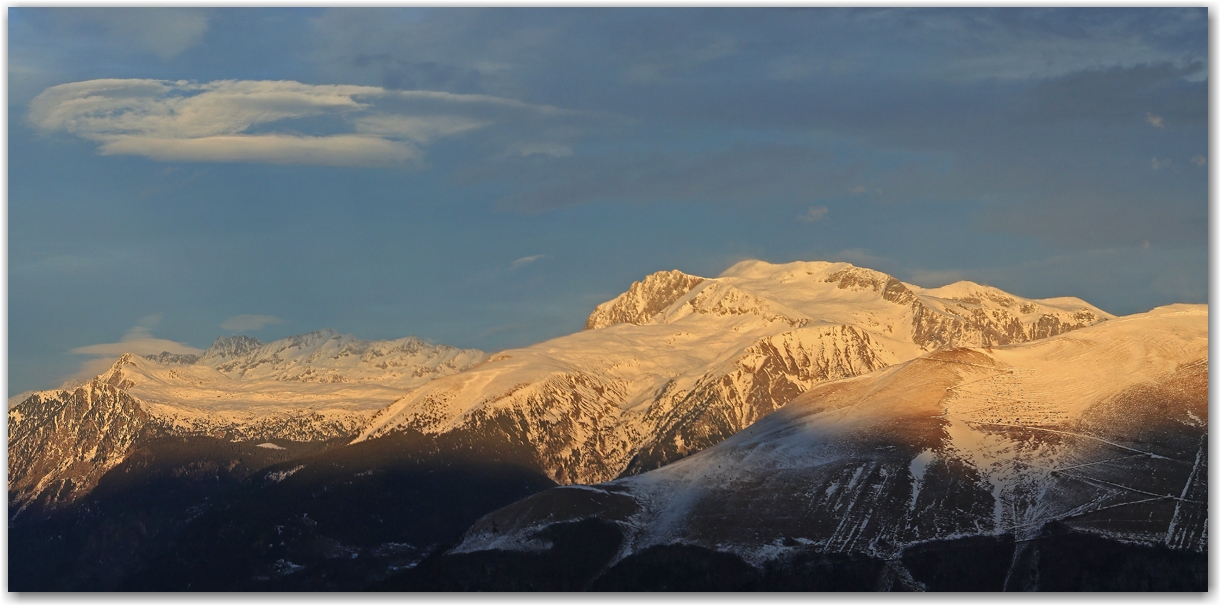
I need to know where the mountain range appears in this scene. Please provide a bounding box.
[7,260,1204,591]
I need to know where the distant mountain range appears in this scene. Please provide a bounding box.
[7,260,1205,591]
[9,331,486,514]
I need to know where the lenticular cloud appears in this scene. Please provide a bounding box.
[27,78,559,166]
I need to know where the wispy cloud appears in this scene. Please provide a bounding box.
[1191,155,1206,166]
[510,254,546,269]
[220,314,286,332]
[28,79,578,166]
[798,206,829,222]
[1146,112,1165,128]
[69,314,203,357]
[512,143,574,158]
[56,9,210,61]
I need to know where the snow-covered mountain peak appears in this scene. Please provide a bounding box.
[917,280,1025,306]
[718,259,845,280]
[359,259,1117,485]
[585,269,706,330]
[96,353,140,390]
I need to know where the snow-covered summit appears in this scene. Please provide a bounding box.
[358,259,1114,485]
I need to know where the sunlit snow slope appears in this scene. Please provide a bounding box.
[456,305,1207,575]
[357,260,1112,484]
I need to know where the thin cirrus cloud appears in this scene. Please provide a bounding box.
[798,206,829,222]
[510,254,546,269]
[27,78,575,166]
[220,314,286,332]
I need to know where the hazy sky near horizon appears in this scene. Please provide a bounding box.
[9,8,1209,394]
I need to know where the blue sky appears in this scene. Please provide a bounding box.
[8,8,1208,394]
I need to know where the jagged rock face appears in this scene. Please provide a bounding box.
[144,352,201,365]
[823,267,1101,348]
[452,306,1208,579]
[200,335,264,364]
[9,379,151,516]
[359,259,1113,486]
[625,326,887,475]
[585,270,705,329]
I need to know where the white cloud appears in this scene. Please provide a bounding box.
[220,314,286,332]
[70,314,203,357]
[100,134,418,166]
[1151,157,1170,170]
[353,114,488,143]
[1146,112,1165,128]
[59,9,210,61]
[28,78,574,166]
[798,206,829,222]
[511,254,546,269]
[1191,155,1206,167]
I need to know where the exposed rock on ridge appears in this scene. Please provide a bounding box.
[586,270,705,329]
[9,376,151,517]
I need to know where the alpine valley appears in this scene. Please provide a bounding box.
[8,260,1207,591]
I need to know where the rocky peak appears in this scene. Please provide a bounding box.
[95,353,139,390]
[585,270,706,330]
[144,351,201,365]
[200,335,264,364]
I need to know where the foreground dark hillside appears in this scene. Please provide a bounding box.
[377,521,1206,591]
[9,430,554,591]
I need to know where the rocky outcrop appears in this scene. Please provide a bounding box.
[585,270,705,329]
[625,325,888,475]
[9,379,152,516]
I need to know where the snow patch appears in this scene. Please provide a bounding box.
[908,449,935,511]
[266,465,305,483]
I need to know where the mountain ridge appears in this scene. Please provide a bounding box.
[356,259,1114,485]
